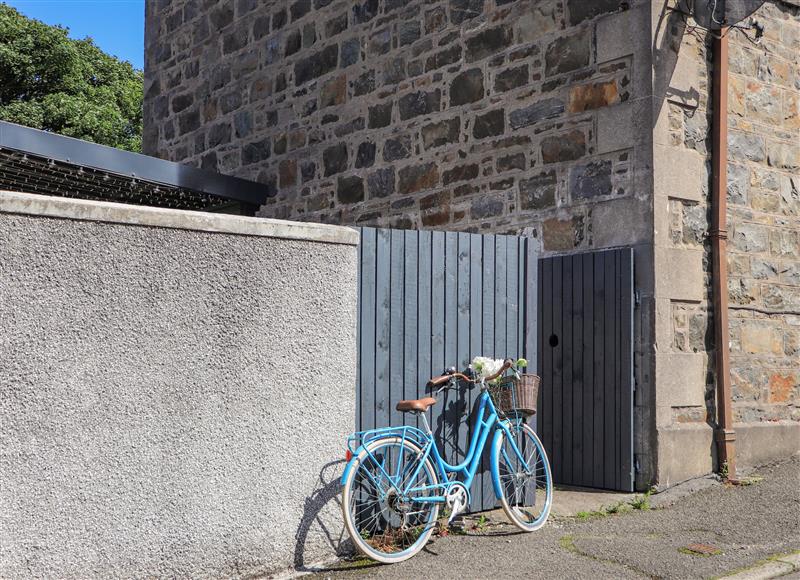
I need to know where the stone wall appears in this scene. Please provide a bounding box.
[143,0,653,253]
[0,191,359,577]
[656,0,799,483]
[726,1,799,428]
[144,0,659,487]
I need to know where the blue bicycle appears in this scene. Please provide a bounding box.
[341,358,552,563]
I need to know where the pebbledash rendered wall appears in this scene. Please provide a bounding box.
[0,191,358,577]
[143,0,799,488]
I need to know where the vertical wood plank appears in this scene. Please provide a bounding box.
[417,231,432,429]
[456,233,471,467]
[431,231,446,453]
[375,229,392,430]
[403,230,418,428]
[562,255,574,485]
[582,252,594,487]
[552,257,564,478]
[621,248,635,491]
[469,234,485,509]
[481,235,496,509]
[507,236,519,361]
[359,228,377,432]
[389,230,405,429]
[592,253,605,488]
[494,236,508,359]
[540,258,553,460]
[442,233,458,464]
[603,251,616,488]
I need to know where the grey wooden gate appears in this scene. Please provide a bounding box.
[538,248,634,492]
[357,227,538,511]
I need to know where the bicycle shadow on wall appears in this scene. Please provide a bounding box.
[292,459,382,573]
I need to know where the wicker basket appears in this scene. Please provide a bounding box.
[490,374,540,416]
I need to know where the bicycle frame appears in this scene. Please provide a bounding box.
[342,386,533,506]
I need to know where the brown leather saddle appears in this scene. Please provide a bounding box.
[395,397,437,413]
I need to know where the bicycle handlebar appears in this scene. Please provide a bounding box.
[426,358,514,388]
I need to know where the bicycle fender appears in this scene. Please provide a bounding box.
[489,428,505,499]
[340,447,366,485]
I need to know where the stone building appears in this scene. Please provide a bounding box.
[143,0,799,488]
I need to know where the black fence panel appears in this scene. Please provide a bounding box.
[357,228,537,512]
[538,248,634,492]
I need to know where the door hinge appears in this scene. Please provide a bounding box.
[634,455,641,473]
[634,289,641,307]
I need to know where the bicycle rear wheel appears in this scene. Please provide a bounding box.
[492,420,552,531]
[341,437,439,563]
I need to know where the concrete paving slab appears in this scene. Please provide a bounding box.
[723,560,794,580]
[550,486,637,518]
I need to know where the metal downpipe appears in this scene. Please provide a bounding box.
[710,30,736,479]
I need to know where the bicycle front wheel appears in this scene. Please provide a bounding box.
[341,437,440,563]
[492,420,552,531]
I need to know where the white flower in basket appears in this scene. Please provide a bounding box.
[469,356,506,383]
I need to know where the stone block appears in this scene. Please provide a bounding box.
[323,142,348,176]
[545,29,590,76]
[426,45,462,72]
[497,153,526,173]
[293,44,338,86]
[543,215,584,251]
[465,25,512,62]
[368,102,392,128]
[450,68,484,106]
[653,145,706,202]
[443,163,479,185]
[494,65,529,92]
[398,163,439,194]
[735,422,800,469]
[541,130,586,164]
[657,424,714,486]
[367,167,395,199]
[567,0,626,25]
[596,103,636,154]
[655,353,708,409]
[320,75,346,108]
[595,8,636,63]
[450,0,484,25]
[473,109,505,139]
[732,222,769,254]
[422,118,461,150]
[355,141,376,169]
[570,161,613,199]
[337,175,364,204]
[399,89,441,120]
[519,171,557,210]
[383,134,412,162]
[591,198,651,247]
[568,80,620,113]
[740,324,783,355]
[767,142,800,171]
[471,196,505,220]
[515,3,560,42]
[728,131,766,163]
[654,247,704,301]
[509,98,564,130]
[340,37,361,67]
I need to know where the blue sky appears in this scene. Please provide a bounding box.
[5,0,145,69]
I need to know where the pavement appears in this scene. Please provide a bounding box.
[306,455,800,580]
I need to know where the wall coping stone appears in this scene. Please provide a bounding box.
[0,190,359,246]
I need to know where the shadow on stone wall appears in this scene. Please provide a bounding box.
[293,459,352,572]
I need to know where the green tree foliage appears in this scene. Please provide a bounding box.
[0,4,143,152]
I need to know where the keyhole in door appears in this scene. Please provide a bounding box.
[549,334,559,347]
